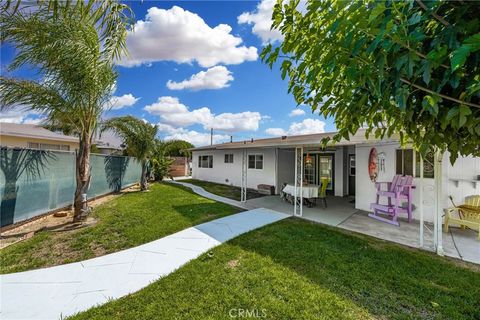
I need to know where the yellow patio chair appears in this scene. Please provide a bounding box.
[444,195,480,240]
[316,177,329,208]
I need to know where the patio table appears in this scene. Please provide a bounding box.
[282,184,320,199]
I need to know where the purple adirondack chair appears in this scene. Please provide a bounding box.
[369,175,415,226]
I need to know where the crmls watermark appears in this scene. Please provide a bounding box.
[228,308,267,318]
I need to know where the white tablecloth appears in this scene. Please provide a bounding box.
[282,184,319,199]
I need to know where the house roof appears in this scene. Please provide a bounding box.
[0,122,78,143]
[191,129,400,151]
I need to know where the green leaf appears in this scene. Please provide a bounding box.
[451,45,471,71]
[395,88,408,110]
[422,95,439,116]
[457,106,471,128]
[459,105,472,117]
[463,33,480,50]
[408,12,422,25]
[422,60,431,84]
[446,107,459,121]
[368,3,385,23]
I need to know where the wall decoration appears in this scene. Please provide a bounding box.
[377,152,386,173]
[368,148,378,182]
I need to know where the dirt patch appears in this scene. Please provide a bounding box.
[0,185,139,250]
[227,259,241,269]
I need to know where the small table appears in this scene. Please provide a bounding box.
[282,184,320,199]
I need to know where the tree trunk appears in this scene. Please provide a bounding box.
[73,135,91,222]
[0,180,17,227]
[140,159,148,191]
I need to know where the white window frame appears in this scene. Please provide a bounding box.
[198,155,213,168]
[248,154,263,170]
[224,154,234,164]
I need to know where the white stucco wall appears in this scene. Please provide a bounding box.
[355,143,480,223]
[192,148,277,190]
[443,152,480,208]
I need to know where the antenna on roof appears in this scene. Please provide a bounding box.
[210,128,213,146]
[230,136,233,143]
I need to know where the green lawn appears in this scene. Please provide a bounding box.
[0,183,240,274]
[70,219,480,320]
[181,179,266,201]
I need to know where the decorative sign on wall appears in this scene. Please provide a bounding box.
[368,148,378,182]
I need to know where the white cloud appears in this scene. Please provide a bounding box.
[144,96,262,132]
[118,6,258,68]
[156,123,187,134]
[0,109,26,123]
[265,118,326,136]
[289,109,306,117]
[0,108,43,124]
[238,0,283,44]
[108,93,139,110]
[22,117,44,125]
[265,127,287,136]
[288,118,326,135]
[144,96,189,115]
[165,130,229,147]
[209,112,262,131]
[167,66,234,91]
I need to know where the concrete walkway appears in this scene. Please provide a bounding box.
[168,180,256,210]
[0,209,289,320]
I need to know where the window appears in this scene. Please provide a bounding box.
[396,149,414,176]
[248,154,263,169]
[224,154,234,163]
[349,154,356,176]
[396,149,434,178]
[415,150,435,178]
[28,142,70,151]
[198,155,213,168]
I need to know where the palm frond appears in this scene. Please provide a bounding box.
[102,116,158,161]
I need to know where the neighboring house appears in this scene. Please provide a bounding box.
[94,130,124,155]
[191,129,480,225]
[0,122,79,151]
[95,142,124,155]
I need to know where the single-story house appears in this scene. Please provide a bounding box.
[191,129,480,255]
[0,122,79,151]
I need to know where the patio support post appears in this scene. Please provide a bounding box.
[434,149,444,255]
[419,154,424,248]
[241,148,247,203]
[294,147,303,217]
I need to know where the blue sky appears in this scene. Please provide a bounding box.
[0,0,335,146]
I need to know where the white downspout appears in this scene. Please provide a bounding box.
[241,148,247,203]
[419,154,424,248]
[294,147,304,217]
[434,149,444,255]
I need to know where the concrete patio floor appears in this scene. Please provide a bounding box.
[247,195,480,265]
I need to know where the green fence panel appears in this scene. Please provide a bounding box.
[0,148,141,227]
[88,154,142,198]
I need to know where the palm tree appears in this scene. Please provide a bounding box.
[102,116,158,191]
[0,1,133,221]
